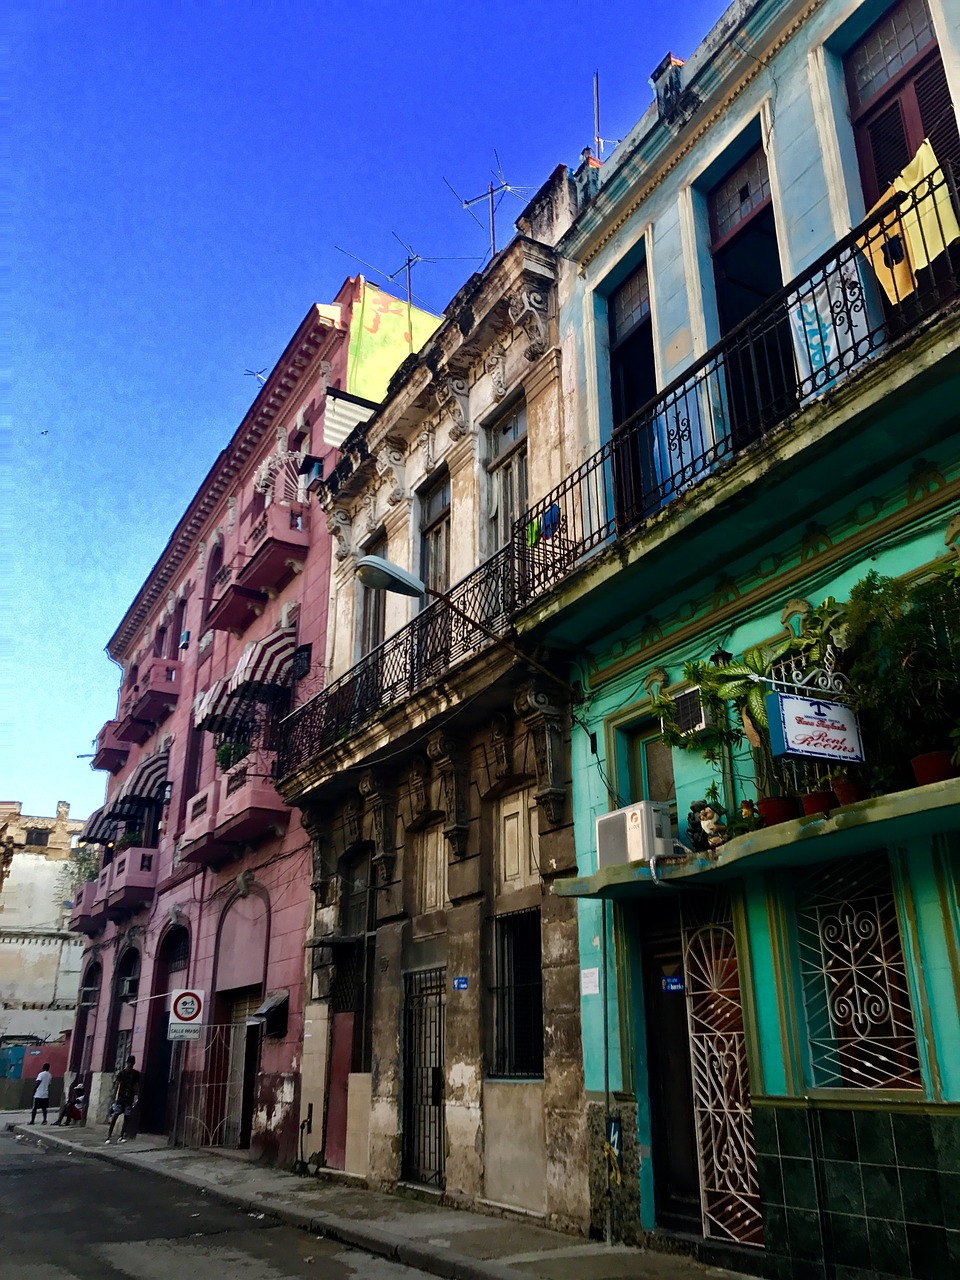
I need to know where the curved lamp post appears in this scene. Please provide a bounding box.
[354,556,570,693]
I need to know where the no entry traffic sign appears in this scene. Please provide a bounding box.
[168,988,205,1040]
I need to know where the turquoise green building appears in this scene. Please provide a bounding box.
[511,0,960,1275]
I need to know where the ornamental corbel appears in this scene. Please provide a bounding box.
[514,682,566,826]
[360,491,378,533]
[409,754,432,824]
[485,344,508,400]
[427,730,469,858]
[325,506,354,560]
[318,360,333,394]
[508,288,549,362]
[360,770,398,885]
[417,425,437,474]
[436,370,471,442]
[490,713,514,781]
[226,495,238,532]
[375,440,407,506]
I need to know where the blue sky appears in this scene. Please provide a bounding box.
[7,0,722,822]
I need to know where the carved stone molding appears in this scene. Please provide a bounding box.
[417,425,437,474]
[318,360,333,394]
[643,667,669,701]
[326,506,354,560]
[343,795,363,848]
[360,490,378,533]
[490,713,514,780]
[409,754,432,824]
[485,344,507,400]
[360,770,398,884]
[508,288,549,362]
[436,371,471,441]
[427,730,469,858]
[514,683,566,826]
[226,495,238,532]
[375,440,407,506]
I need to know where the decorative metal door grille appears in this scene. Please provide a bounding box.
[402,967,445,1187]
[681,894,764,1247]
[171,1006,259,1149]
[795,856,922,1091]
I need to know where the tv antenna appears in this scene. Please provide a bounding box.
[592,72,621,160]
[244,368,267,387]
[335,238,482,350]
[444,152,536,262]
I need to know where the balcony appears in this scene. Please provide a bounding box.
[205,563,268,633]
[115,693,153,745]
[107,846,158,919]
[276,161,960,785]
[179,779,225,865]
[214,762,290,845]
[80,862,113,932]
[131,657,182,724]
[69,881,103,936]
[236,505,310,594]
[91,721,129,772]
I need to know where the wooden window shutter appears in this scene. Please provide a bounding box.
[916,57,960,169]
[864,98,912,202]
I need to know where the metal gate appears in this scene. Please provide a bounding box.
[401,967,445,1187]
[170,1007,259,1150]
[682,894,763,1247]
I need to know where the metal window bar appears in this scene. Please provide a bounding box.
[401,967,446,1187]
[493,907,544,1078]
[795,855,923,1090]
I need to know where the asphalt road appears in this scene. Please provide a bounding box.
[0,1129,431,1280]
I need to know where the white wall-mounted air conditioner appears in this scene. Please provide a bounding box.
[119,976,139,1000]
[596,801,673,869]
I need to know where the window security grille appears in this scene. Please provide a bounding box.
[795,855,923,1091]
[291,644,312,681]
[493,907,544,1078]
[25,829,49,846]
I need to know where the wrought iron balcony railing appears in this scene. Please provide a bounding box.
[278,160,959,781]
[516,159,960,599]
[278,546,514,775]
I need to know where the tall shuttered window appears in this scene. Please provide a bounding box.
[845,0,960,206]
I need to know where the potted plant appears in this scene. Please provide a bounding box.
[828,764,866,807]
[114,829,143,852]
[844,570,960,787]
[216,740,250,772]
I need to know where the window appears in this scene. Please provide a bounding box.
[25,828,49,847]
[493,907,544,1078]
[418,825,448,914]
[845,0,960,206]
[628,726,678,837]
[609,261,657,431]
[169,599,187,657]
[420,474,450,597]
[488,402,528,550]
[291,643,312,682]
[359,537,387,655]
[795,856,923,1090]
[153,626,167,658]
[496,789,540,894]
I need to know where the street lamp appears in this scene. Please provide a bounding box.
[354,556,571,694]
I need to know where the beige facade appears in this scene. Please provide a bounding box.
[0,801,85,1040]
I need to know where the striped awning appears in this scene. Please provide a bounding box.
[106,748,170,817]
[229,627,297,698]
[194,676,246,733]
[78,806,115,846]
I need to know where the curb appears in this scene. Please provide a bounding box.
[8,1123,527,1280]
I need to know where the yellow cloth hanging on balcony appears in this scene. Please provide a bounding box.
[893,139,960,270]
[857,188,917,304]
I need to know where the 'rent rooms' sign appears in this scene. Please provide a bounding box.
[766,692,865,764]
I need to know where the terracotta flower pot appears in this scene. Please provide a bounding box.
[831,776,866,807]
[756,796,801,826]
[801,790,836,817]
[910,750,958,787]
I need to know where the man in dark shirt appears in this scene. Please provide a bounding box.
[105,1055,141,1144]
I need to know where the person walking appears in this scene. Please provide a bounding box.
[105,1055,140,1144]
[29,1063,53,1125]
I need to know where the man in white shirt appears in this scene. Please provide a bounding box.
[30,1063,53,1125]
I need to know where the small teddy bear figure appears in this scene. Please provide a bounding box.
[698,804,728,850]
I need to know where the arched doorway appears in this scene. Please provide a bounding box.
[106,947,141,1073]
[141,925,190,1134]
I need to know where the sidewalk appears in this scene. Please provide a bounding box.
[4,1111,751,1280]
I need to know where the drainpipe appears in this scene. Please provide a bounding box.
[601,897,612,1246]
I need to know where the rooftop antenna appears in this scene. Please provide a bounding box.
[444,153,536,263]
[335,241,482,350]
[244,368,267,387]
[591,72,621,159]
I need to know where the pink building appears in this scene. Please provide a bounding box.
[70,279,439,1164]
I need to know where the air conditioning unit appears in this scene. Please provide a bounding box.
[79,987,99,1009]
[596,801,673,869]
[179,629,191,649]
[120,976,139,1000]
[671,687,713,735]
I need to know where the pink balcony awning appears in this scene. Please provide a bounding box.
[78,806,115,845]
[194,677,246,733]
[106,748,170,817]
[229,627,297,699]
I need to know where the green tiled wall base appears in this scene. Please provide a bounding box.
[753,1103,960,1280]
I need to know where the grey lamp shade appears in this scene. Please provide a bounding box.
[355,555,426,598]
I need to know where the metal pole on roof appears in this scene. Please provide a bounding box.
[488,182,497,258]
[594,72,601,161]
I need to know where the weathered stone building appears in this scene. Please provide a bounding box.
[0,801,85,1041]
